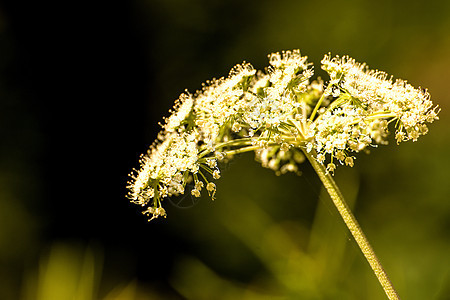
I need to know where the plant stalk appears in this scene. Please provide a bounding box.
[303,150,400,300]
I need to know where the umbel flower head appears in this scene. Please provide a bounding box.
[127,50,439,221]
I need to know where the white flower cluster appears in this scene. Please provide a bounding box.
[127,130,203,220]
[161,93,194,133]
[321,54,438,141]
[127,50,438,220]
[310,54,439,173]
[194,63,256,146]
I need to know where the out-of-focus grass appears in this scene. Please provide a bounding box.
[22,244,101,300]
[20,243,176,300]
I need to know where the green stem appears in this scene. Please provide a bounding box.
[214,137,254,149]
[303,150,400,300]
[344,112,397,127]
[199,137,254,158]
[309,85,331,121]
[223,145,260,156]
[311,95,349,125]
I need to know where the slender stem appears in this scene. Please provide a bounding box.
[309,85,330,121]
[350,112,397,125]
[199,137,254,158]
[222,145,260,156]
[311,95,349,125]
[303,150,400,300]
[214,137,254,149]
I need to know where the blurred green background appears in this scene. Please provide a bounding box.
[1,0,449,299]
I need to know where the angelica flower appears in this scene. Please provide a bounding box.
[326,162,336,175]
[345,156,354,167]
[212,170,221,180]
[127,130,202,219]
[206,182,216,200]
[127,49,438,221]
[191,189,201,198]
[321,54,439,143]
[161,92,194,133]
[126,49,440,300]
[194,62,256,145]
[142,207,167,221]
[266,49,312,99]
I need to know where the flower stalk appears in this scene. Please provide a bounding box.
[303,149,400,300]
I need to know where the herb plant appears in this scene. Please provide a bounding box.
[127,50,439,299]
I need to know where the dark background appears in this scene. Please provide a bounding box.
[1,0,449,299]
